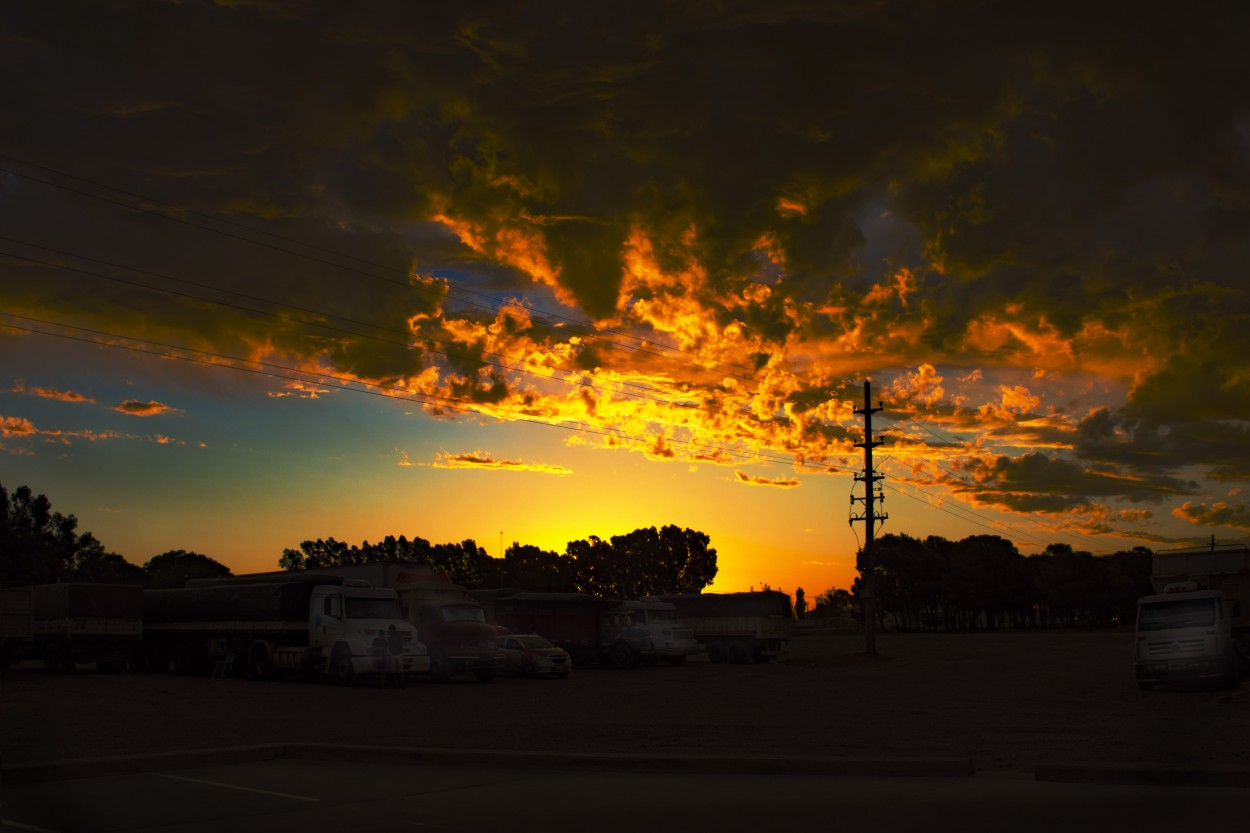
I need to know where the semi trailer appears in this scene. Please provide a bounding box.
[657,590,794,663]
[139,573,427,684]
[1,583,142,674]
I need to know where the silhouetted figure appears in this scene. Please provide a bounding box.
[386,624,405,688]
[372,630,388,688]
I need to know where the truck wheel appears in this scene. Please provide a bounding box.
[429,647,452,683]
[173,645,195,676]
[45,643,76,673]
[707,643,727,664]
[332,648,355,686]
[728,641,749,664]
[249,643,275,681]
[145,644,168,674]
[609,641,637,669]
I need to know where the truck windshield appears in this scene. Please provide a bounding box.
[1137,597,1218,631]
[647,608,677,624]
[345,597,403,620]
[441,604,487,623]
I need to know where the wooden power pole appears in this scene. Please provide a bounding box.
[851,380,887,655]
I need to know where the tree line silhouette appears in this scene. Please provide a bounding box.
[277,525,719,598]
[0,482,718,598]
[815,532,1153,631]
[3,481,1154,627]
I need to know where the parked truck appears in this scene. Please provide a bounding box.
[139,572,428,684]
[472,589,662,669]
[0,583,142,674]
[263,563,501,682]
[1134,543,1250,690]
[657,590,794,664]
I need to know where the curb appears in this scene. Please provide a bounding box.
[2,744,974,784]
[1036,763,1250,788]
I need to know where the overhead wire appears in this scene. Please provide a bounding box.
[872,411,1118,553]
[0,154,1147,552]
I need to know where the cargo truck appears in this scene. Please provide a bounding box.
[139,573,427,684]
[1,583,143,674]
[472,589,658,669]
[657,590,794,664]
[271,563,502,682]
[1134,543,1249,690]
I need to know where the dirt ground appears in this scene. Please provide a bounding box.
[4,628,1247,775]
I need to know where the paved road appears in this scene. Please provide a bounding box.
[3,757,1247,833]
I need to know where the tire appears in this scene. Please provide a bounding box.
[332,647,356,686]
[173,645,195,676]
[609,641,637,669]
[429,646,452,683]
[475,669,495,683]
[728,641,749,664]
[522,661,536,679]
[556,671,569,679]
[707,643,727,664]
[145,644,169,675]
[249,643,275,681]
[97,660,126,674]
[44,643,73,673]
[666,656,687,667]
[1138,682,1154,691]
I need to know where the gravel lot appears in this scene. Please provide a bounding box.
[4,628,1247,775]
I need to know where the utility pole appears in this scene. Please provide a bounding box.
[851,380,887,655]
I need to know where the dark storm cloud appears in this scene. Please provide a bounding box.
[963,451,1199,506]
[4,0,1250,543]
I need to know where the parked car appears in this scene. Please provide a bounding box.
[498,633,571,678]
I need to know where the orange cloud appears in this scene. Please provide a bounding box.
[10,383,95,403]
[1173,500,1250,531]
[431,450,571,475]
[735,470,800,488]
[1,416,36,437]
[113,399,179,417]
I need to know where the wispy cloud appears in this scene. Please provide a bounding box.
[735,470,800,489]
[10,383,95,403]
[431,450,571,475]
[113,400,181,417]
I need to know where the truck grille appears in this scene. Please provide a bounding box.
[1145,639,1206,656]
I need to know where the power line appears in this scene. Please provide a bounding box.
[873,413,1117,553]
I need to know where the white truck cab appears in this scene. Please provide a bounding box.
[1134,582,1238,689]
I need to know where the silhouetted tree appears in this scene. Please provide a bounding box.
[1,483,137,585]
[143,550,232,588]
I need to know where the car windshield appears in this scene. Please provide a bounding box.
[647,608,677,624]
[1137,597,1218,631]
[441,604,486,623]
[515,634,554,649]
[345,597,402,620]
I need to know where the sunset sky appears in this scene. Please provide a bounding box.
[4,2,1250,598]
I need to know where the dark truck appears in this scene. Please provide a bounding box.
[473,589,657,669]
[657,590,794,664]
[1,583,142,673]
[138,572,427,684]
